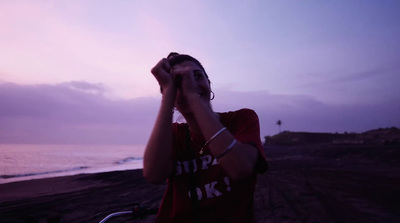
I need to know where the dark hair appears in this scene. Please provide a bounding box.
[167,52,209,79]
[159,52,211,94]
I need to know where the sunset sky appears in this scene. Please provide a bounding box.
[1,0,399,144]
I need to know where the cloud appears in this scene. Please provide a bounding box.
[329,67,397,83]
[1,82,399,144]
[0,82,158,144]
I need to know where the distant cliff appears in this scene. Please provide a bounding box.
[264,127,400,146]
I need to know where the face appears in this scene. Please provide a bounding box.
[171,60,211,113]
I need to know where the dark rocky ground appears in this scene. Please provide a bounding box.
[255,144,400,223]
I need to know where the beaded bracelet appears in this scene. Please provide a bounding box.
[216,139,237,160]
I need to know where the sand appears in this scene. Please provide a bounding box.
[1,144,399,223]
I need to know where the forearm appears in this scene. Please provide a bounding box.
[191,101,258,181]
[143,91,175,184]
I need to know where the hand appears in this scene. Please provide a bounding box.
[151,58,174,93]
[171,66,199,100]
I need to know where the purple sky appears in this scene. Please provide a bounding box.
[0,1,399,144]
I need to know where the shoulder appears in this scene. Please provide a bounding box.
[218,108,260,133]
[219,108,259,121]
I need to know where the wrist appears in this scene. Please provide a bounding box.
[189,99,214,118]
[162,86,176,96]
[187,94,206,108]
[161,88,176,104]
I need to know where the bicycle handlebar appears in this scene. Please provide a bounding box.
[98,204,159,223]
[99,211,133,223]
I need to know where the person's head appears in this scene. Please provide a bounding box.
[167,52,210,85]
[167,52,213,113]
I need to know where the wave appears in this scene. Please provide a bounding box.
[0,166,89,179]
[114,156,142,165]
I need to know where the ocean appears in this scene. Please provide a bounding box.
[0,144,145,184]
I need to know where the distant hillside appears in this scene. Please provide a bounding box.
[264,127,400,146]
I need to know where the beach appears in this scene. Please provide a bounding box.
[1,144,399,223]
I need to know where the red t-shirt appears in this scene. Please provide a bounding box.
[156,108,267,223]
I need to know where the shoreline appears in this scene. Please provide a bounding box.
[0,144,145,184]
[0,164,143,185]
